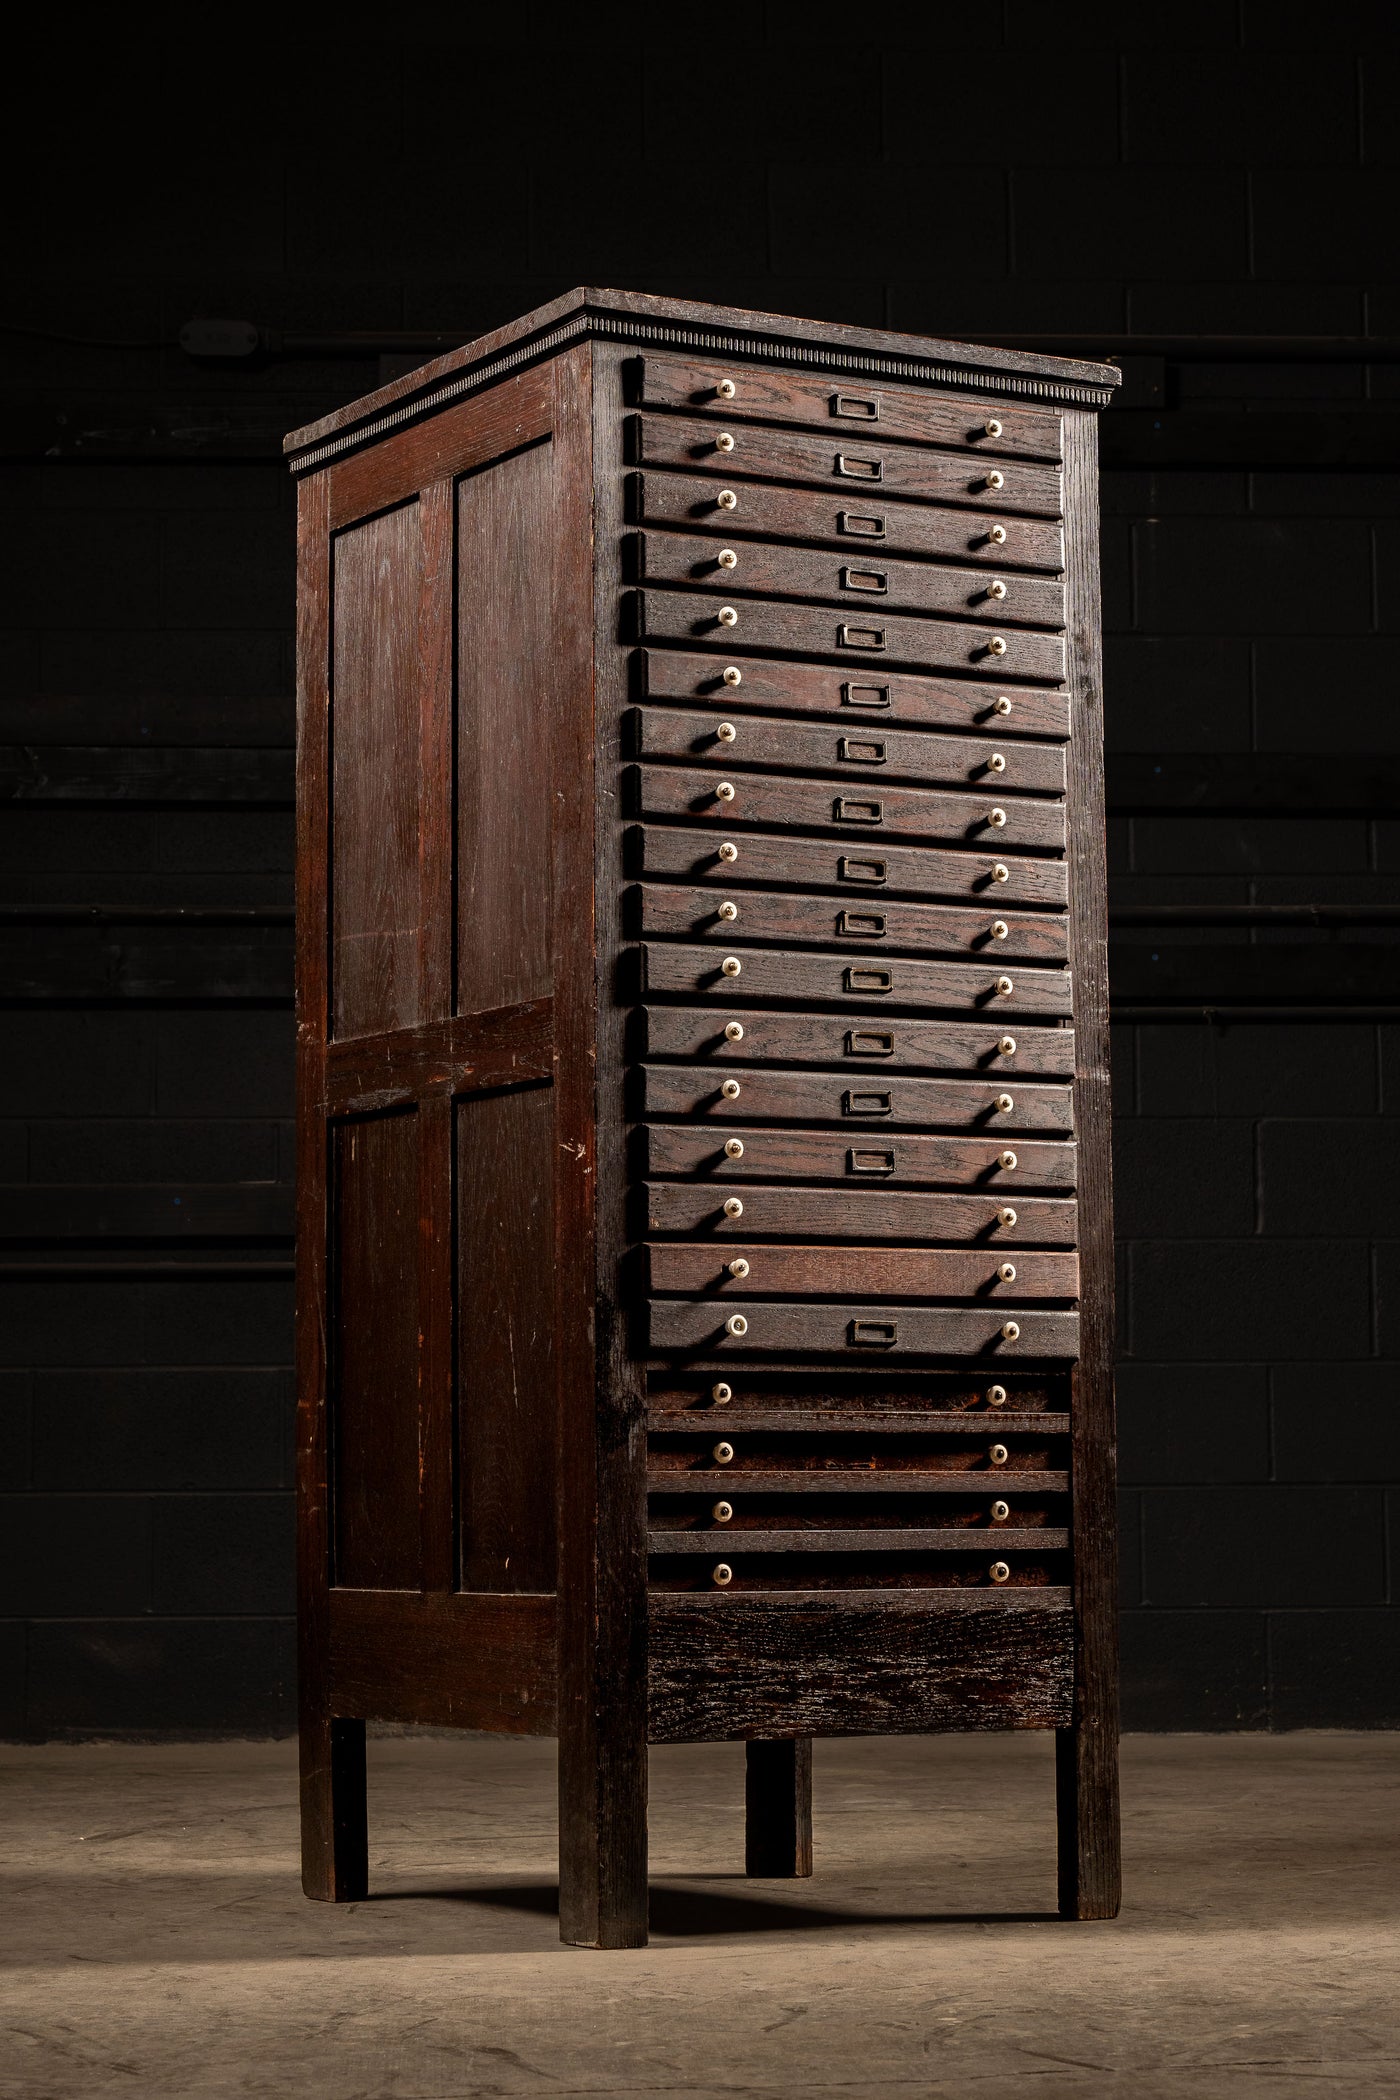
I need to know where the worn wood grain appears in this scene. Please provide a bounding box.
[647,1242,1079,1299]
[327,1589,557,1733]
[641,1063,1073,1131]
[647,1591,1074,1741]
[648,1299,1079,1359]
[635,587,1066,684]
[630,762,1066,851]
[630,824,1068,909]
[641,1005,1075,1075]
[326,364,554,529]
[632,531,1065,632]
[629,705,1066,794]
[631,474,1065,577]
[630,415,1065,520]
[642,941,1072,1017]
[634,882,1067,963]
[645,1123,1075,1189]
[320,998,555,1115]
[640,647,1070,738]
[644,1180,1077,1243]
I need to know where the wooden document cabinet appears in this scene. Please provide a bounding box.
[286,291,1121,1947]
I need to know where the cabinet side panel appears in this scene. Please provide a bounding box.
[458,1080,556,1592]
[456,441,556,1014]
[330,502,427,1040]
[331,1109,423,1589]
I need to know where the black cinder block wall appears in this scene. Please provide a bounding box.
[3,5,1397,1735]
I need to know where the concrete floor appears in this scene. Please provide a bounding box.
[1,1733,1396,2098]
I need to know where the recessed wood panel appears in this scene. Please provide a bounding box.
[458,1081,557,1592]
[330,502,426,1041]
[456,440,557,1014]
[331,1109,421,1589]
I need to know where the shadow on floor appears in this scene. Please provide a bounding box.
[379,1879,1060,1935]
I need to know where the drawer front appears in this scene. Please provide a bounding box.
[631,826,1069,909]
[642,1064,1073,1131]
[642,941,1072,1016]
[629,706,1067,795]
[630,766,1067,852]
[644,1124,1076,1187]
[635,587,1066,684]
[634,884,1068,963]
[643,1182,1079,1243]
[632,357,1064,461]
[631,415,1065,519]
[632,531,1066,632]
[648,1243,1079,1298]
[631,472,1066,575]
[647,1299,1081,1358]
[640,1005,1076,1075]
[639,648,1071,741]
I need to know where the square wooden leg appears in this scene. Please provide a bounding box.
[300,1714,368,1903]
[745,1737,814,1878]
[1056,1722,1120,1920]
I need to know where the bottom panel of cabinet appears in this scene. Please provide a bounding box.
[647,1588,1073,1740]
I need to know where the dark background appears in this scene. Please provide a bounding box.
[3,4,1398,1737]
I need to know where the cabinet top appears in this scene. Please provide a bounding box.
[283,286,1120,475]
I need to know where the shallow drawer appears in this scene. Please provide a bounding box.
[644,1123,1076,1188]
[630,472,1065,574]
[630,415,1064,519]
[630,766,1067,852]
[632,357,1064,461]
[634,587,1066,684]
[631,532,1065,632]
[634,884,1067,964]
[640,1006,1076,1076]
[628,706,1066,795]
[630,827,1069,910]
[638,648,1070,740]
[641,941,1073,1017]
[647,1298,1080,1358]
[643,1180,1078,1244]
[641,1063,1073,1131]
[647,1242,1079,1299]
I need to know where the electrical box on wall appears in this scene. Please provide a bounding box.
[286,289,1121,1948]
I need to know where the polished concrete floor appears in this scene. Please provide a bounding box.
[1,1731,1396,2098]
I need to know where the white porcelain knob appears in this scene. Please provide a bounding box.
[717,605,738,627]
[985,469,1005,490]
[717,548,738,570]
[717,490,738,511]
[718,841,739,862]
[992,862,1010,882]
[725,1314,748,1338]
[984,419,1003,439]
[712,1499,733,1522]
[1001,1320,1021,1341]
[715,378,736,399]
[998,1035,1016,1056]
[993,694,1012,713]
[989,807,1007,827]
[999,1262,1016,1282]
[713,1562,733,1585]
[986,636,1007,656]
[711,1382,733,1402]
[996,1093,1014,1113]
[724,1137,744,1158]
[987,580,1007,600]
[713,1440,735,1463]
[990,1443,1009,1465]
[991,920,1009,940]
[717,900,738,921]
[990,1561,1011,1584]
[715,432,735,453]
[720,1078,741,1099]
[991,1498,1010,1521]
[998,1149,1018,1170]
[987,1384,1008,1406]
[997,1206,1017,1228]
[724,1019,744,1039]
[988,525,1007,546]
[987,752,1007,772]
[716,721,737,742]
[715,781,736,802]
[727,1257,749,1277]
[721,956,742,978]
[722,663,742,684]
[995,976,1014,997]
[723,1196,744,1218]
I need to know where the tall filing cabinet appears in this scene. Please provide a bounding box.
[286,290,1121,1947]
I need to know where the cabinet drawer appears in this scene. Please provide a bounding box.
[634,587,1066,684]
[630,767,1067,852]
[643,1181,1078,1244]
[642,941,1072,1016]
[634,883,1067,963]
[639,648,1070,741]
[631,472,1065,575]
[640,1005,1076,1076]
[628,706,1066,795]
[632,532,1066,632]
[631,415,1064,519]
[631,826,1069,909]
[644,1124,1076,1188]
[647,1299,1080,1358]
[648,1243,1080,1298]
[641,1064,1073,1131]
[632,357,1064,462]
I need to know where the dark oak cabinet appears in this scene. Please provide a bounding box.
[287,290,1120,1946]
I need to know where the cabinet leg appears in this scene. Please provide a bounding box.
[1055,1723,1120,1920]
[558,1733,649,1948]
[745,1737,813,1878]
[300,1714,368,1902]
